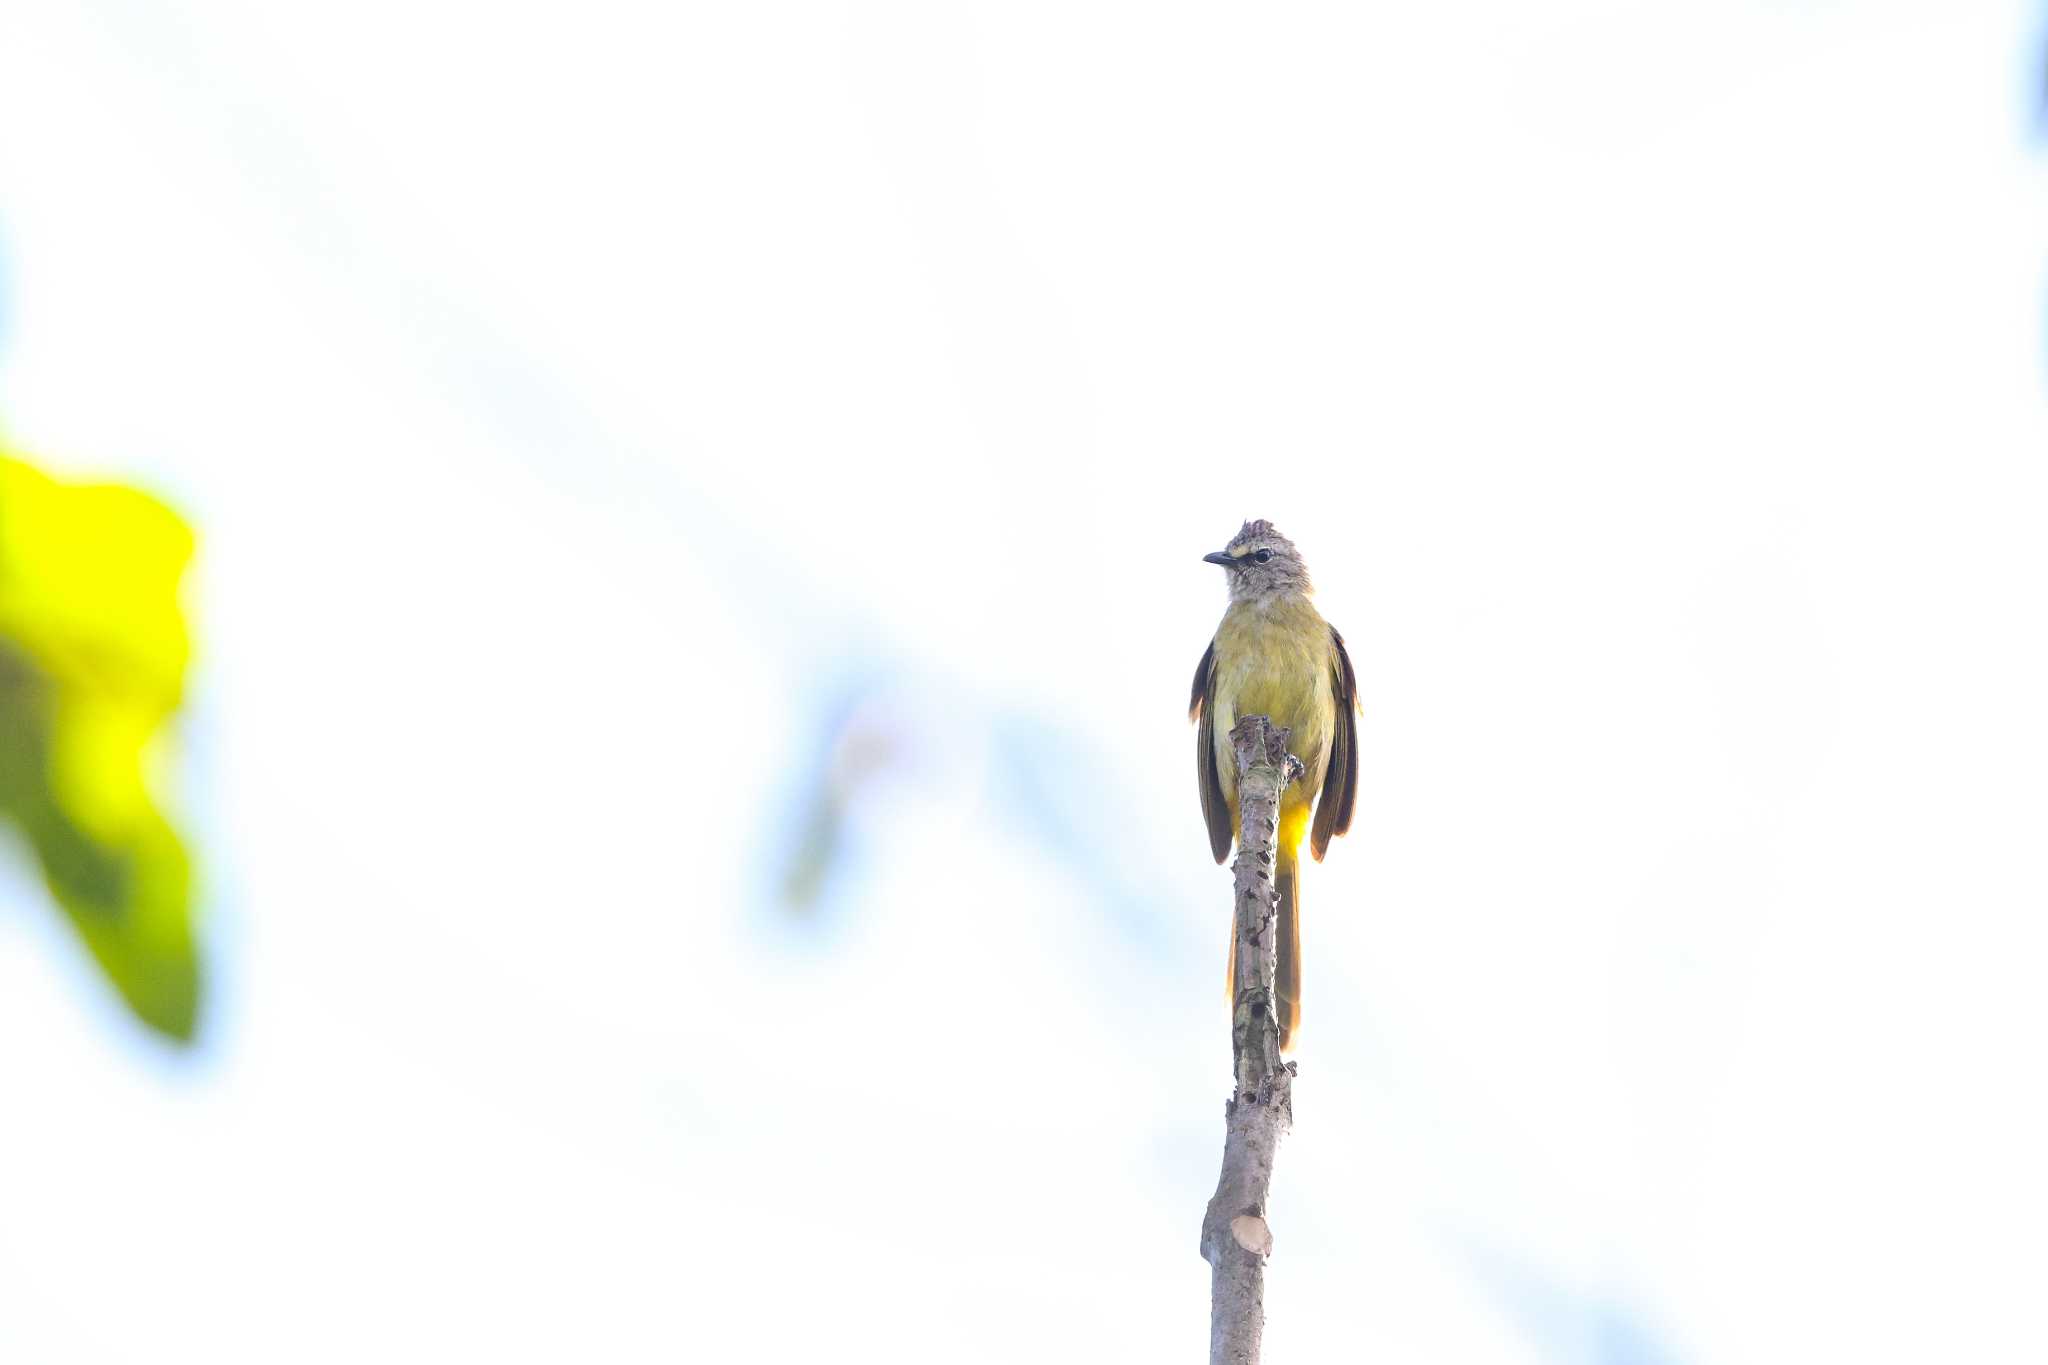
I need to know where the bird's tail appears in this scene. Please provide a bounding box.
[1275,843,1301,1052]
[1228,833,1303,1054]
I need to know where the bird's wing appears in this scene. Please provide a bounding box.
[1191,638,1232,863]
[1310,625,1360,861]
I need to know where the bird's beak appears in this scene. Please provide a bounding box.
[1203,551,1237,567]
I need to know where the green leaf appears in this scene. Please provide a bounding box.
[0,453,199,1040]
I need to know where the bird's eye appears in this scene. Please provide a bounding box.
[1254,549,1273,563]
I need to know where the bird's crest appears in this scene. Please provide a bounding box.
[1228,519,1295,554]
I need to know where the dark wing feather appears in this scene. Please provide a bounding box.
[1192,639,1232,863]
[1310,625,1359,861]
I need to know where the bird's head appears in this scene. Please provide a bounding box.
[1204,519,1313,602]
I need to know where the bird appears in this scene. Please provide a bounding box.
[1190,519,1358,1052]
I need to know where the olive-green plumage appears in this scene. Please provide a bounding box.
[1190,520,1358,1051]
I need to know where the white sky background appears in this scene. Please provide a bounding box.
[1,1,2046,1361]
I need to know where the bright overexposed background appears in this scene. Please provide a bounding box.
[3,2,2046,1360]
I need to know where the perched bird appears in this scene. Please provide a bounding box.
[1190,520,1358,1051]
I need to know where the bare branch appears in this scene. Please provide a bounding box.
[1199,714,1303,1364]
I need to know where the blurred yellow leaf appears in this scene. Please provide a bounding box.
[0,452,199,1040]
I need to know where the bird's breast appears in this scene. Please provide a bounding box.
[1210,598,1334,807]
